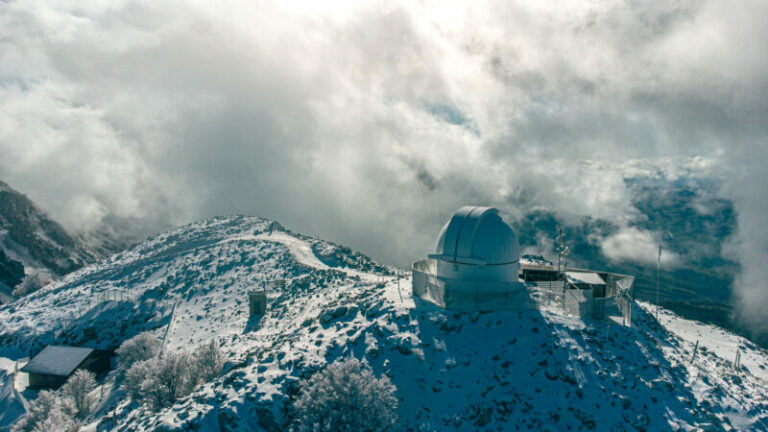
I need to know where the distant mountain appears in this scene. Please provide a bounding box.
[0,180,134,300]
[0,216,765,431]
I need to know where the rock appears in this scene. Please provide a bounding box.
[440,321,458,332]
[217,406,239,432]
[475,407,493,426]
[319,305,348,324]
[560,367,577,384]
[545,364,559,380]
[255,407,281,432]
[396,344,412,355]
[631,413,650,431]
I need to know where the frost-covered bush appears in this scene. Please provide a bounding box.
[125,351,195,409]
[124,340,225,411]
[116,332,162,369]
[124,357,155,399]
[290,358,398,432]
[11,271,53,298]
[194,339,224,383]
[11,390,78,432]
[60,369,96,419]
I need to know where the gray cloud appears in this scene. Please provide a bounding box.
[0,1,766,329]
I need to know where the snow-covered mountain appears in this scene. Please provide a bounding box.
[0,216,766,431]
[0,180,132,301]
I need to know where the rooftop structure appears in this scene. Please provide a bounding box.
[21,345,111,389]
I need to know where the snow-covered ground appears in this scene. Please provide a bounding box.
[1,216,766,431]
[646,301,768,382]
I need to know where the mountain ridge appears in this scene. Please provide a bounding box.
[0,215,765,431]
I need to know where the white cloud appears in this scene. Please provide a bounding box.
[600,227,680,267]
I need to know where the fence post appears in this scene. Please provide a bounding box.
[396,270,403,303]
[691,340,699,364]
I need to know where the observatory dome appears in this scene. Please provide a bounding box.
[433,206,520,265]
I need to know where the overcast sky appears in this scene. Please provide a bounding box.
[1,0,766,330]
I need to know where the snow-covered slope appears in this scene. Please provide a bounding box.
[0,216,766,431]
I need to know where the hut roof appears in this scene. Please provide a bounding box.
[566,271,605,285]
[21,345,94,377]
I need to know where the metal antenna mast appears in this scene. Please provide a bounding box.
[656,232,673,322]
[555,226,570,301]
[556,226,570,275]
[656,243,661,321]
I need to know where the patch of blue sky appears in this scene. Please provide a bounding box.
[425,102,480,135]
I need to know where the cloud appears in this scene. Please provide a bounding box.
[600,227,680,267]
[0,1,766,333]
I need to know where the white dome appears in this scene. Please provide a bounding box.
[433,206,520,265]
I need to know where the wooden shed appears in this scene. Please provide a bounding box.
[21,345,112,389]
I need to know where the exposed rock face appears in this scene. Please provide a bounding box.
[0,250,24,290]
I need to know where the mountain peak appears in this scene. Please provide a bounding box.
[1,216,766,431]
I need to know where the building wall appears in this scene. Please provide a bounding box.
[80,350,112,376]
[413,259,533,312]
[28,373,67,389]
[564,288,594,317]
[435,259,519,282]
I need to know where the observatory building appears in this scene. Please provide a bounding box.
[412,206,635,325]
[411,206,533,312]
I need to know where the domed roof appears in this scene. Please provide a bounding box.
[431,206,520,265]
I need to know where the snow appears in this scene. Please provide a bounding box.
[645,301,768,382]
[0,360,27,431]
[1,216,767,431]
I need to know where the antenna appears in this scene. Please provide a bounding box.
[656,232,673,322]
[555,225,570,275]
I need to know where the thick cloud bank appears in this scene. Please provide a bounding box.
[0,1,766,330]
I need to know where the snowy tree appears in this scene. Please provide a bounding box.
[11,390,78,432]
[116,332,162,369]
[124,351,195,410]
[124,358,153,399]
[193,339,224,383]
[290,358,398,432]
[60,369,97,419]
[123,340,226,412]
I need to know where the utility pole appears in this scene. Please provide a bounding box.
[555,226,570,301]
[656,243,661,322]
